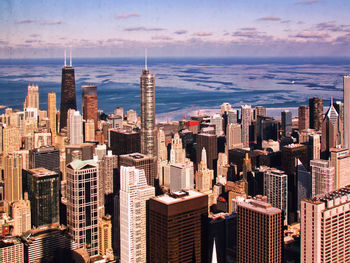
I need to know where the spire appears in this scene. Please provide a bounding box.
[70,47,72,66]
[331,96,333,106]
[211,238,217,263]
[145,48,148,70]
[201,147,207,167]
[64,48,67,67]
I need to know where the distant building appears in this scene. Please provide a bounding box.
[109,129,140,156]
[227,109,238,125]
[82,84,98,128]
[148,190,208,263]
[301,186,350,263]
[241,105,252,147]
[298,105,309,131]
[253,106,266,121]
[281,110,292,137]
[309,97,323,131]
[84,119,95,142]
[4,152,23,202]
[69,111,83,145]
[29,146,60,174]
[196,133,217,170]
[24,84,39,110]
[48,91,57,142]
[329,148,350,189]
[11,198,31,236]
[310,159,335,196]
[344,75,350,149]
[0,236,24,263]
[227,123,242,149]
[169,162,194,192]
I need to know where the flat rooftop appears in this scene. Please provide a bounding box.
[238,199,281,215]
[155,190,205,205]
[306,185,350,204]
[26,167,57,177]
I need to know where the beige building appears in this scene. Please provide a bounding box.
[84,119,95,142]
[98,215,113,258]
[227,123,243,149]
[48,91,57,142]
[2,125,21,156]
[4,153,23,202]
[310,159,335,196]
[195,148,214,192]
[329,148,350,189]
[11,198,31,236]
[24,84,39,110]
[301,186,350,263]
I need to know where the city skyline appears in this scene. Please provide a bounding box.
[1,0,350,58]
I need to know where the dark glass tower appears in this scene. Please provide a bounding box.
[60,52,76,131]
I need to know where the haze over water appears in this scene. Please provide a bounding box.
[0,57,349,121]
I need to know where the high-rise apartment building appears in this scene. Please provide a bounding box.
[119,153,157,186]
[4,152,23,202]
[237,199,282,263]
[227,123,242,149]
[11,198,31,236]
[66,159,99,256]
[298,105,310,131]
[169,162,194,192]
[59,53,77,131]
[69,111,83,145]
[2,125,21,156]
[24,84,39,110]
[0,237,24,263]
[329,148,350,189]
[310,159,335,196]
[82,85,98,128]
[281,110,292,137]
[301,186,350,263]
[241,105,252,147]
[344,75,350,149]
[48,90,57,142]
[148,190,208,263]
[23,168,60,227]
[227,109,238,124]
[140,58,156,157]
[309,97,323,131]
[253,106,266,121]
[99,215,113,258]
[210,114,224,136]
[119,166,155,263]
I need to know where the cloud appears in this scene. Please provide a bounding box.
[152,35,173,41]
[40,20,63,25]
[335,33,350,43]
[297,21,305,25]
[174,30,187,35]
[257,16,281,21]
[0,40,8,45]
[296,0,321,5]
[239,27,256,31]
[124,27,165,32]
[116,13,140,19]
[316,22,350,32]
[291,30,329,39]
[232,30,272,42]
[17,19,36,24]
[193,32,213,37]
[281,20,291,24]
[30,34,40,38]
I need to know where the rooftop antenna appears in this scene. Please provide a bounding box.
[64,48,66,67]
[145,48,148,70]
[331,96,333,106]
[70,47,72,66]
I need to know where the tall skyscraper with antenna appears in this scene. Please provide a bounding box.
[140,50,156,157]
[60,49,77,132]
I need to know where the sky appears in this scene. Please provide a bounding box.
[1,0,350,58]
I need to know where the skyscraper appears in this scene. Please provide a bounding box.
[309,97,323,130]
[301,186,350,263]
[140,54,156,157]
[11,198,31,236]
[24,84,39,110]
[237,199,282,263]
[169,162,194,192]
[196,133,217,170]
[343,75,350,149]
[48,91,57,142]
[241,105,252,147]
[4,152,23,202]
[66,159,99,256]
[23,168,60,227]
[310,159,335,196]
[69,111,83,145]
[109,129,140,156]
[148,190,208,263]
[82,84,98,128]
[60,50,77,131]
[119,166,155,263]
[98,215,113,258]
[28,146,60,174]
[227,123,242,149]
[298,105,309,131]
[281,110,292,137]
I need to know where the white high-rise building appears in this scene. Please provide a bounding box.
[66,159,99,256]
[263,166,288,225]
[227,109,238,124]
[227,123,242,149]
[221,102,232,115]
[301,186,350,263]
[241,105,252,148]
[169,162,194,192]
[120,166,155,263]
[310,159,335,196]
[344,75,350,149]
[170,133,186,163]
[11,198,31,236]
[69,111,83,145]
[210,114,223,136]
[24,84,39,110]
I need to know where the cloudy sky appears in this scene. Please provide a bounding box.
[1,0,350,58]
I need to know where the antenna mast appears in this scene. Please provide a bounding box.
[70,47,72,66]
[64,48,66,67]
[145,48,148,70]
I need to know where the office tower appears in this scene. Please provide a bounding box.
[227,109,238,125]
[140,56,156,157]
[157,129,167,161]
[99,215,113,258]
[310,159,335,196]
[119,153,157,186]
[321,100,343,158]
[329,148,350,188]
[263,167,288,225]
[82,85,98,128]
[169,162,194,192]
[23,168,60,227]
[11,198,31,236]
[237,199,282,263]
[4,153,23,202]
[126,109,137,123]
[210,114,223,136]
[309,133,321,160]
[119,166,155,263]
[29,146,60,174]
[197,133,217,170]
[253,106,266,121]
[333,100,344,122]
[69,111,83,145]
[95,144,107,160]
[108,114,123,129]
[226,124,242,149]
[217,152,228,178]
[344,76,350,149]
[21,223,79,263]
[169,133,186,163]
[298,105,309,131]
[221,102,232,114]
[0,237,24,263]
[241,105,252,147]
[84,119,95,142]
[65,143,94,164]
[48,90,57,142]
[2,125,20,156]
[301,186,350,263]
[281,110,292,137]
[114,107,124,117]
[60,51,76,131]
[195,148,214,192]
[109,129,140,156]
[281,143,308,223]
[256,116,278,147]
[309,97,323,130]
[24,84,39,110]
[148,190,208,263]
[66,159,99,256]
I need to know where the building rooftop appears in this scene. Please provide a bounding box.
[155,190,205,205]
[306,185,350,206]
[67,159,97,170]
[26,167,57,177]
[238,199,281,215]
[110,128,138,134]
[21,223,66,243]
[0,236,22,248]
[120,152,150,160]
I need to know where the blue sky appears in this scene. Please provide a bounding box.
[1,0,350,58]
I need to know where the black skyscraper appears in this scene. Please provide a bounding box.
[60,52,76,131]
